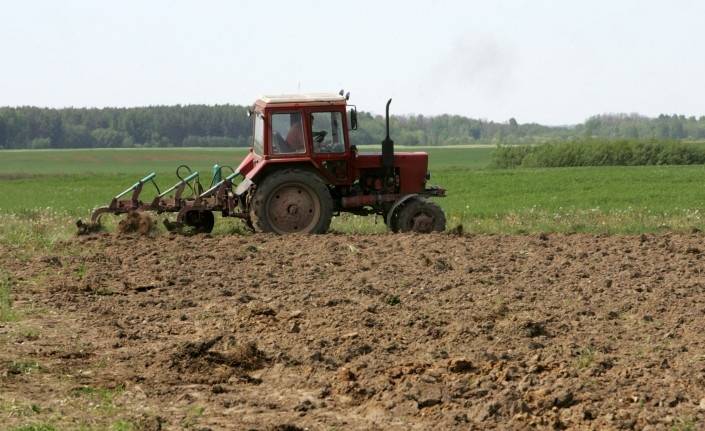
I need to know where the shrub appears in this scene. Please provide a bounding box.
[492,140,705,168]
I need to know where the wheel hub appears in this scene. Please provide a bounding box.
[267,184,319,233]
[411,214,434,233]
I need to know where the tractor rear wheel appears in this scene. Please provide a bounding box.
[396,198,446,233]
[250,169,333,234]
[184,210,215,233]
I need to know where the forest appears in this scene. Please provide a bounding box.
[1,105,705,150]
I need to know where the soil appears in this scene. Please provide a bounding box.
[2,232,705,430]
[117,211,156,235]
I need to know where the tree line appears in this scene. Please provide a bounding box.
[1,105,705,150]
[0,105,251,149]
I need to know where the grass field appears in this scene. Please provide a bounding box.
[2,146,705,248]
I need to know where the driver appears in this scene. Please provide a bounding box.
[285,115,304,152]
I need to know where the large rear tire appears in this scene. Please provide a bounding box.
[250,169,333,234]
[396,198,446,233]
[384,207,400,233]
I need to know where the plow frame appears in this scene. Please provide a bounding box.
[81,169,252,233]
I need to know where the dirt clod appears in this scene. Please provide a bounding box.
[76,219,103,235]
[249,304,277,317]
[268,425,305,431]
[169,336,266,384]
[412,382,443,409]
[117,211,155,235]
[337,367,356,382]
[552,390,576,408]
[173,335,224,361]
[448,358,474,373]
[522,320,548,338]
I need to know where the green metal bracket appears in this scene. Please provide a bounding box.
[199,171,240,198]
[115,172,157,199]
[159,171,199,197]
[211,164,222,186]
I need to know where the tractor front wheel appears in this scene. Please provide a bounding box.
[250,169,333,234]
[395,198,446,233]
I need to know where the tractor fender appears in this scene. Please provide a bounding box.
[386,194,418,226]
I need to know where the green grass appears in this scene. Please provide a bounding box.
[8,424,56,431]
[437,164,705,233]
[111,420,136,431]
[1,273,17,322]
[0,146,493,175]
[2,147,705,247]
[70,385,125,413]
[575,347,596,369]
[7,360,41,375]
[671,417,697,431]
[181,405,205,429]
[16,326,40,341]
[0,147,252,176]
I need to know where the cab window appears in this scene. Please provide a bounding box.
[271,112,305,154]
[253,113,264,154]
[311,111,345,154]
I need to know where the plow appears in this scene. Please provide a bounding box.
[77,165,248,234]
[78,92,447,235]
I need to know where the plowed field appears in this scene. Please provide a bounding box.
[2,232,705,430]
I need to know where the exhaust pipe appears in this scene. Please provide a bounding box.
[381,98,394,182]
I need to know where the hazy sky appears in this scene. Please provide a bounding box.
[1,0,704,124]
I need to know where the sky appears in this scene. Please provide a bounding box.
[1,0,704,125]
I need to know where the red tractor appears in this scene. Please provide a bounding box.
[79,93,446,234]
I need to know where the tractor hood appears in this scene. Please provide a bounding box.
[354,151,429,193]
[354,151,428,167]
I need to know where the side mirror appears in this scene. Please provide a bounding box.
[349,107,358,130]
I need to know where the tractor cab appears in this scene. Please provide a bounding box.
[247,93,353,185]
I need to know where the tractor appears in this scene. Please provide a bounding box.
[78,92,446,234]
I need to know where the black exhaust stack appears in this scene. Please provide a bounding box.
[382,99,394,182]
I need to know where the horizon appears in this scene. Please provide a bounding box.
[1,1,704,126]
[0,102,700,128]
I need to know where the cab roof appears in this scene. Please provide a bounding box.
[256,93,347,108]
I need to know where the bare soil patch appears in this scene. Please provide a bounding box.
[2,232,705,429]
